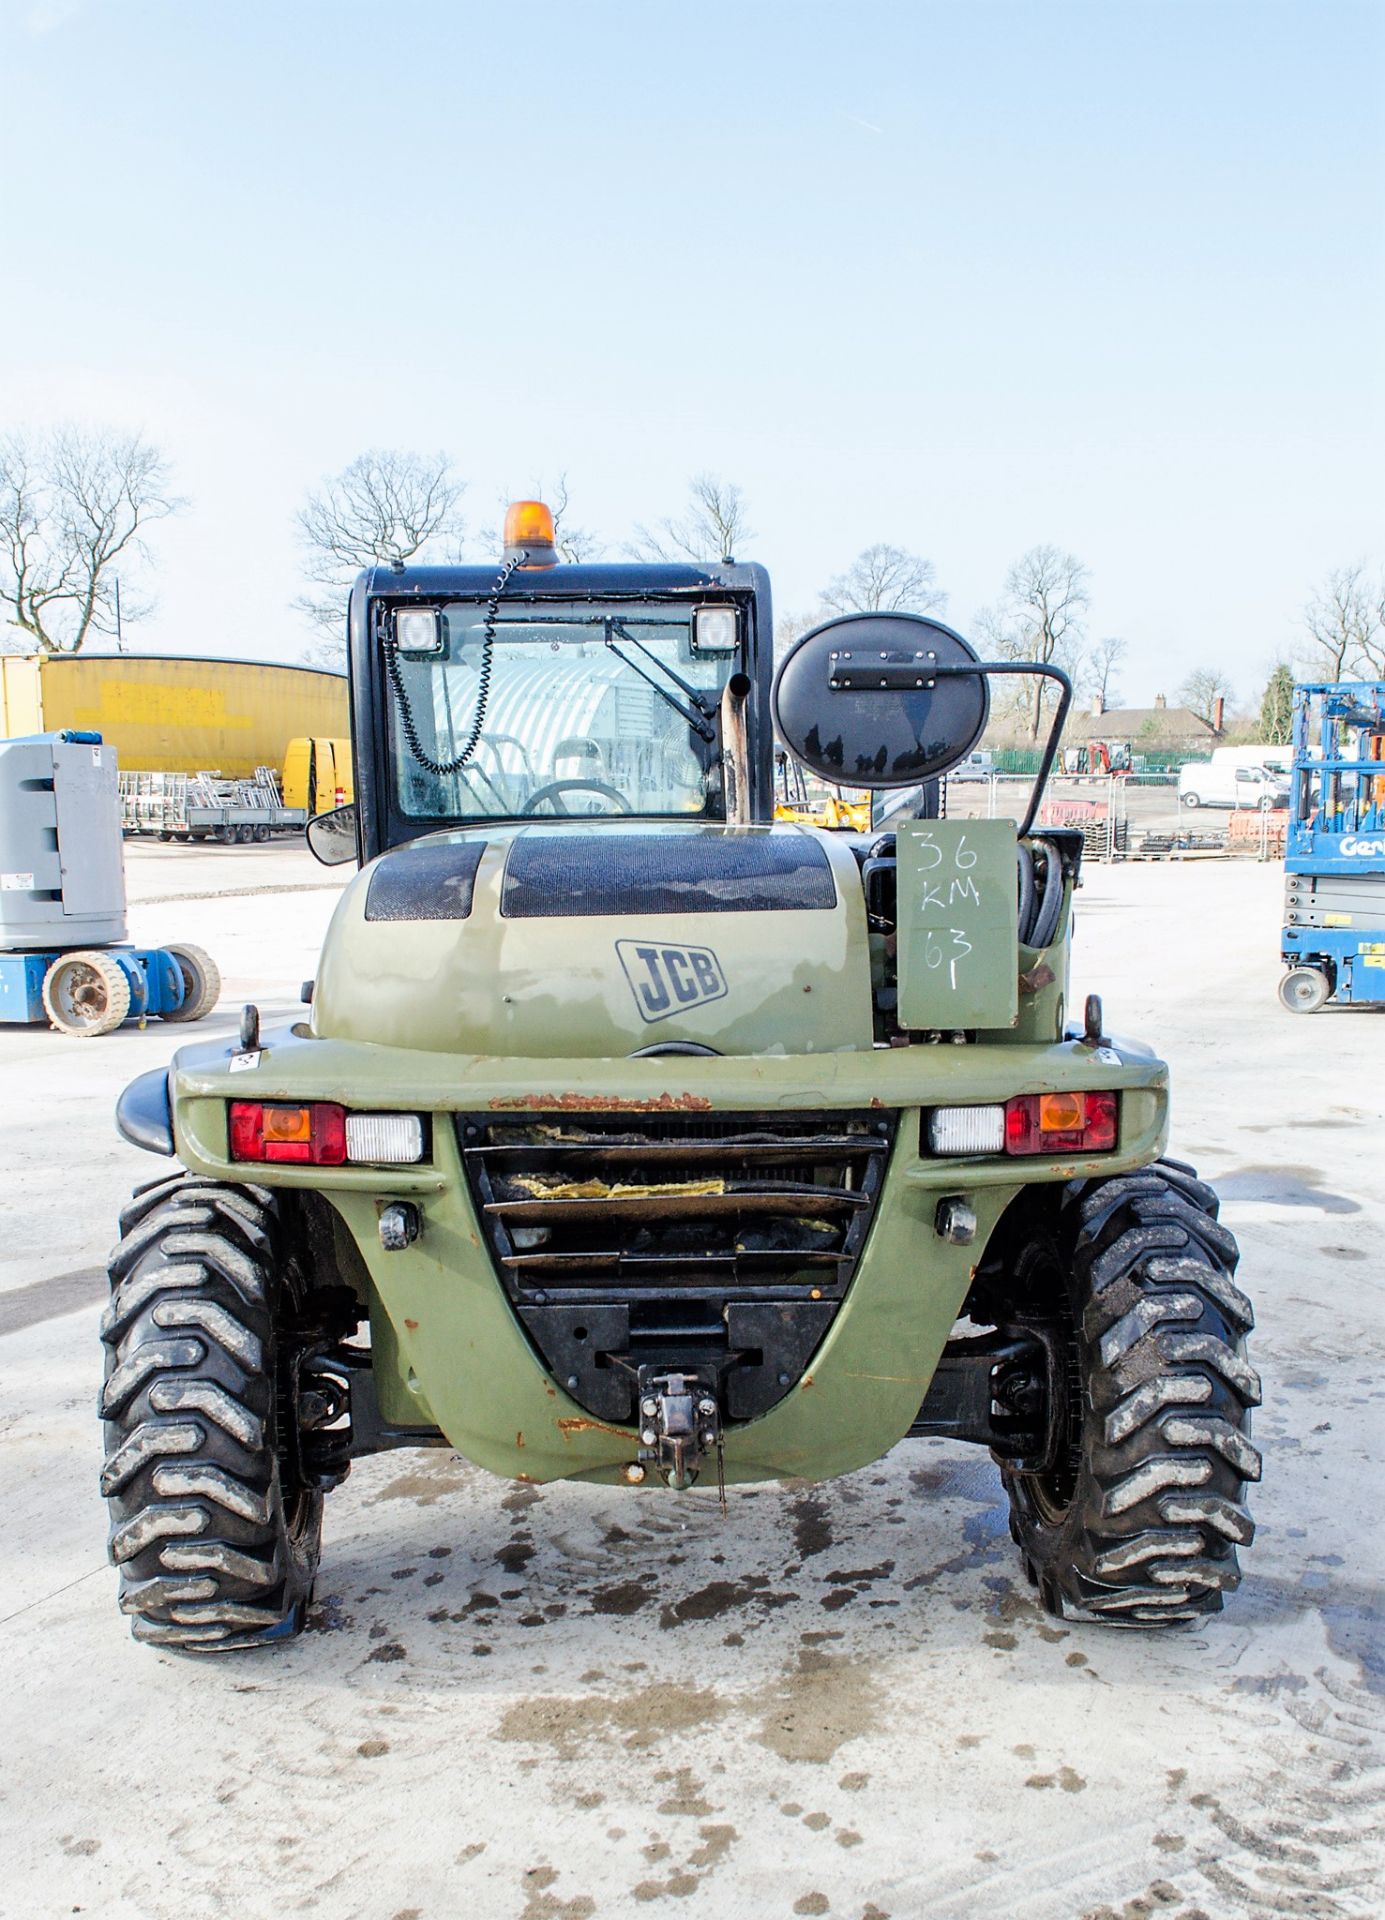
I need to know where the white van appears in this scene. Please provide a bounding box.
[1179,760,1289,810]
[1209,743,1293,777]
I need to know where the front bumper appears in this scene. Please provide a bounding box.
[165,1026,1168,1487]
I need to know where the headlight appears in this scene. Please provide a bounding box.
[926,1106,1005,1154]
[344,1113,426,1164]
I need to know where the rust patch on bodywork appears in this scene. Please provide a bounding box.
[488,1090,713,1114]
[403,1318,419,1330]
[557,1415,634,1442]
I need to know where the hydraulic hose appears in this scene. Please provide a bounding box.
[1026,838,1065,951]
[1016,843,1037,944]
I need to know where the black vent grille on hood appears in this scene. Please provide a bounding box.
[365,840,485,921]
[501,831,837,919]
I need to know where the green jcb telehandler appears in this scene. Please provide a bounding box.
[101,499,1260,1650]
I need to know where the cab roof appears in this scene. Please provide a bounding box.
[359,559,770,601]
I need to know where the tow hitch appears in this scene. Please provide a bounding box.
[635,1368,723,1494]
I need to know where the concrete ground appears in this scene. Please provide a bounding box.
[1,843,1382,1920]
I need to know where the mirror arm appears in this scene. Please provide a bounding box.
[927,662,1072,837]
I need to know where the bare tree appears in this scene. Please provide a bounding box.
[819,544,946,617]
[629,474,754,564]
[1303,563,1383,681]
[296,450,465,642]
[0,427,183,653]
[985,545,1091,738]
[971,603,1010,659]
[1371,581,1385,675]
[1088,634,1127,708]
[1178,667,1235,725]
[532,473,602,562]
[474,473,603,563]
[773,608,819,669]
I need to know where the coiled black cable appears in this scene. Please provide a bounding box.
[383,552,524,778]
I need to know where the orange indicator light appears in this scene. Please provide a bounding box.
[1039,1091,1086,1132]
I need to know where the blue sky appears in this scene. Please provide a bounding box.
[1,0,1381,707]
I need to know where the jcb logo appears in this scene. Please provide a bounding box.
[616,940,728,1023]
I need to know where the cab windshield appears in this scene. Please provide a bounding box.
[388,600,736,821]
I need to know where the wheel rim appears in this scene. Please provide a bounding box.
[272,1256,331,1545]
[1028,1322,1082,1524]
[1011,1241,1083,1526]
[50,961,109,1027]
[1284,970,1325,1010]
[173,953,201,1003]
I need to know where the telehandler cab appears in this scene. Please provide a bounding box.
[101,501,1260,1650]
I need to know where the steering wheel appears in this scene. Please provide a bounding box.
[520,779,633,816]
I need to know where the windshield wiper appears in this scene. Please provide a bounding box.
[605,620,717,743]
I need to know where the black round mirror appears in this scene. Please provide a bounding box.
[772,613,989,788]
[306,802,359,867]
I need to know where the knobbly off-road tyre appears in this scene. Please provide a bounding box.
[99,1173,321,1650]
[1001,1159,1261,1627]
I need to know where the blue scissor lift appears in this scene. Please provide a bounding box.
[0,731,220,1036]
[1280,682,1385,1012]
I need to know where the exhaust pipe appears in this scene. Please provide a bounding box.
[720,673,752,827]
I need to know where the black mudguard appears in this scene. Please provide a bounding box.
[115,1068,175,1157]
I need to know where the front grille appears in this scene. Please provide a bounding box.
[458,1110,896,1423]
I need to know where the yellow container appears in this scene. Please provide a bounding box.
[0,654,348,782]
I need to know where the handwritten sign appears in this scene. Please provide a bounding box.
[896,820,1018,1029]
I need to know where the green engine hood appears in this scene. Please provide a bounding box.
[312,821,874,1057]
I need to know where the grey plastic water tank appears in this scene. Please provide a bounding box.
[0,734,127,951]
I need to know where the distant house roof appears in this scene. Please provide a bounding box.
[1068,704,1217,746]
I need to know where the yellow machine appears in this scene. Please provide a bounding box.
[0,653,348,781]
[773,747,872,830]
